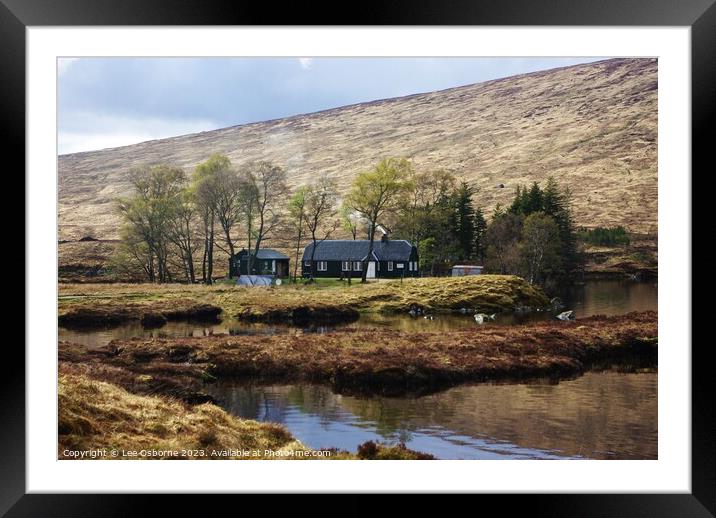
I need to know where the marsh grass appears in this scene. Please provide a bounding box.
[58,372,306,459]
[58,372,436,460]
[60,311,657,398]
[58,275,550,326]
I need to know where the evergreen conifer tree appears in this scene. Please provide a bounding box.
[451,181,476,260]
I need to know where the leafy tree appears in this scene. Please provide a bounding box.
[484,212,524,275]
[520,212,562,285]
[117,164,186,283]
[193,154,231,284]
[112,223,153,282]
[504,179,581,276]
[392,170,491,273]
[396,169,456,247]
[344,158,413,282]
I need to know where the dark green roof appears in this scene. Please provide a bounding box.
[235,248,288,260]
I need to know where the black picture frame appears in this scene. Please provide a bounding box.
[7,0,707,514]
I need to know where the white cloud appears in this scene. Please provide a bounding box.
[298,58,314,70]
[58,112,220,154]
[57,57,79,76]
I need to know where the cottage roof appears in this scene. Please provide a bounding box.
[236,248,288,260]
[302,240,414,262]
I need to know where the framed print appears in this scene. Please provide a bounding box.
[8,0,710,513]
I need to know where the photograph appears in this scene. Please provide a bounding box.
[9,2,705,508]
[56,55,659,461]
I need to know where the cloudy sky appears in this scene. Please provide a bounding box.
[58,57,604,155]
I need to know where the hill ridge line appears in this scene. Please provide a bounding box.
[58,57,630,158]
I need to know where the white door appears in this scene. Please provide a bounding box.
[366,261,376,279]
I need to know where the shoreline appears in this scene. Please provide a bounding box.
[58,372,435,460]
[58,310,657,460]
[58,275,550,328]
[59,311,657,400]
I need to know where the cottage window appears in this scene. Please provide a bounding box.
[388,261,393,271]
[353,261,362,271]
[317,261,328,271]
[342,261,351,271]
[408,262,413,271]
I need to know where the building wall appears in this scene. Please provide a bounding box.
[301,260,344,278]
[229,253,289,277]
[375,260,420,278]
[301,251,420,278]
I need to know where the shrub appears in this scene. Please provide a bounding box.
[577,226,630,246]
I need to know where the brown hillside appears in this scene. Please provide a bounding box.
[58,58,657,241]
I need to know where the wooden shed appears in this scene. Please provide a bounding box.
[229,248,289,278]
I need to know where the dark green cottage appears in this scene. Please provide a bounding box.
[229,248,289,278]
[301,237,419,279]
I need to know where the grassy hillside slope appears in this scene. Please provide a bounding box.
[59,58,657,242]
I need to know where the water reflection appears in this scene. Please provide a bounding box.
[59,279,658,348]
[564,279,658,316]
[58,280,658,460]
[206,371,657,460]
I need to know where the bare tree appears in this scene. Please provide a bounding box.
[238,161,288,274]
[287,186,309,282]
[303,178,339,280]
[166,190,201,283]
[214,165,243,261]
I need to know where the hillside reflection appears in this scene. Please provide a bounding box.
[208,371,657,460]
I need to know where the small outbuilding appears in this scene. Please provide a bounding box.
[229,248,289,278]
[451,265,484,277]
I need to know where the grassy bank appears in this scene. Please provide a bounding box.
[581,234,658,279]
[59,372,305,459]
[60,311,657,398]
[58,275,550,326]
[58,371,433,460]
[59,299,223,328]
